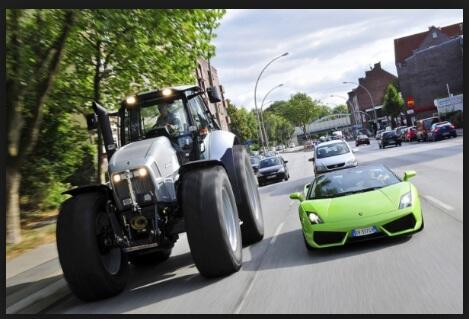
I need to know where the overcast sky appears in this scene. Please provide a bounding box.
[210,9,463,110]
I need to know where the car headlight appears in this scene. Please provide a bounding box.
[277,167,285,173]
[399,191,412,209]
[307,212,323,224]
[346,159,358,166]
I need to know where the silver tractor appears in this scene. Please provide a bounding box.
[56,85,264,301]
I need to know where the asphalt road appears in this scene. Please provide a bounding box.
[46,136,463,314]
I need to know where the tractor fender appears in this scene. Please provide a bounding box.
[62,184,114,200]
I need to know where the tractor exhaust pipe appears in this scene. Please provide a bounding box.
[92,101,117,160]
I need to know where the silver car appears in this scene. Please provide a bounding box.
[309,140,357,175]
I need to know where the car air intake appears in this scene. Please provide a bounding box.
[382,214,416,233]
[327,163,345,170]
[313,231,346,246]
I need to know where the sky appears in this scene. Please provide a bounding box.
[210,9,463,110]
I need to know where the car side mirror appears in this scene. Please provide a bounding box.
[308,158,315,162]
[289,192,304,202]
[303,183,311,195]
[207,86,222,103]
[403,170,416,181]
[284,160,288,164]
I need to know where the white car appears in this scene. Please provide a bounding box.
[309,140,358,175]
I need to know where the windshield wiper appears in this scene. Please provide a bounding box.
[338,187,382,196]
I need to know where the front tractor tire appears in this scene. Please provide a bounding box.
[232,145,264,245]
[181,166,242,277]
[56,192,128,301]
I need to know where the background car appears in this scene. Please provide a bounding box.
[288,142,296,148]
[310,140,357,175]
[395,125,408,139]
[290,164,423,249]
[257,156,289,186]
[404,126,417,142]
[250,155,261,174]
[416,116,439,142]
[355,134,370,146]
[379,130,402,149]
[375,129,385,140]
[427,121,457,141]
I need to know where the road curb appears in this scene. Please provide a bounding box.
[6,277,70,314]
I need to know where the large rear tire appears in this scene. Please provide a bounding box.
[181,166,242,277]
[232,145,264,245]
[56,193,128,301]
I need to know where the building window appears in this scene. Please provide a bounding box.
[432,31,437,39]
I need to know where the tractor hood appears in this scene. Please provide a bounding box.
[301,182,410,223]
[108,136,180,178]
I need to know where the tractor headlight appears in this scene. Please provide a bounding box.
[308,212,323,224]
[112,173,122,183]
[133,167,148,177]
[126,95,137,105]
[162,88,172,96]
[399,191,412,209]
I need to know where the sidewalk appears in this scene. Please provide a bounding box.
[6,243,70,314]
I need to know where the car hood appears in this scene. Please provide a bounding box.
[316,153,354,166]
[259,164,283,174]
[300,182,410,223]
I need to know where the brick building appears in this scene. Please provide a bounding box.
[346,62,398,132]
[195,59,231,131]
[394,22,463,121]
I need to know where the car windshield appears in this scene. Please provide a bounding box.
[383,131,395,138]
[308,165,401,199]
[250,157,259,165]
[316,142,350,159]
[259,157,281,168]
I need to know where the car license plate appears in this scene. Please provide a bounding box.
[266,175,276,179]
[351,226,378,237]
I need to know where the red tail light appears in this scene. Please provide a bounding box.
[450,125,455,129]
[434,128,440,132]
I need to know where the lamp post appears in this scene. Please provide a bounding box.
[342,81,378,134]
[259,83,284,148]
[254,52,289,152]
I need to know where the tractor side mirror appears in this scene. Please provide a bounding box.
[403,170,416,181]
[289,192,304,202]
[207,86,222,103]
[85,113,98,131]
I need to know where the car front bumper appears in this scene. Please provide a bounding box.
[300,207,423,249]
[257,172,286,184]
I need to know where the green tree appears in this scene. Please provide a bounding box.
[263,112,294,146]
[226,100,258,143]
[331,104,348,114]
[282,93,322,138]
[383,83,404,128]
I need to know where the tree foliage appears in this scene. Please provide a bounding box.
[331,104,348,114]
[226,99,259,143]
[281,93,324,136]
[383,83,404,128]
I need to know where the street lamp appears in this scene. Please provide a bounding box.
[254,52,289,152]
[260,83,284,148]
[342,81,378,133]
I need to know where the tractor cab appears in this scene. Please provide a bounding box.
[118,85,220,164]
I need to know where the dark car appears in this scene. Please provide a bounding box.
[355,134,370,146]
[250,156,261,174]
[375,129,385,140]
[395,126,408,139]
[257,156,289,186]
[427,121,457,141]
[379,130,402,149]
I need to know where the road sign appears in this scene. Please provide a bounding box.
[406,96,415,108]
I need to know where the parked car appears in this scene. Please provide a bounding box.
[379,130,402,149]
[395,126,408,138]
[355,134,370,146]
[257,156,289,186]
[416,116,439,142]
[288,142,296,148]
[404,126,417,142]
[375,129,385,140]
[250,155,261,174]
[427,121,457,141]
[309,140,357,175]
[276,144,285,152]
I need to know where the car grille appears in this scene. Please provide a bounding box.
[348,232,386,243]
[327,163,345,170]
[382,214,416,233]
[313,231,347,245]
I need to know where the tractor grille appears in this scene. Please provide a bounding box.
[112,173,154,207]
[313,231,347,246]
[382,214,416,233]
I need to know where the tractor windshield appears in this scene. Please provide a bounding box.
[140,99,190,137]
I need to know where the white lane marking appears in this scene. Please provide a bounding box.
[423,195,454,211]
[269,222,285,245]
[234,220,286,314]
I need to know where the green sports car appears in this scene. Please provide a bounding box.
[290,164,424,249]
